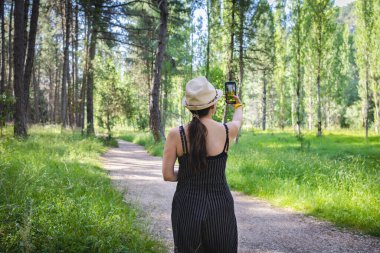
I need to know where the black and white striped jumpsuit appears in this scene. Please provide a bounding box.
[171,124,238,253]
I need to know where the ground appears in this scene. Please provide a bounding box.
[102,139,380,253]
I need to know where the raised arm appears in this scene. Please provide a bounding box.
[226,95,243,140]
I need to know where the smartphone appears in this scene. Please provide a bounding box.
[225,81,237,104]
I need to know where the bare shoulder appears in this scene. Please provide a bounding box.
[167,126,180,140]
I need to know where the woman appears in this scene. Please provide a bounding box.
[162,76,243,253]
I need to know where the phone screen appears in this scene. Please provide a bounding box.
[225,81,236,104]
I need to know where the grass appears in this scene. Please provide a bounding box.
[0,125,166,252]
[119,128,380,236]
[226,129,380,236]
[117,131,164,157]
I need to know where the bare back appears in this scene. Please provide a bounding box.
[176,119,232,158]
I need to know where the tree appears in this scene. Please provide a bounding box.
[246,0,275,130]
[61,0,71,128]
[73,2,79,127]
[306,0,336,136]
[95,50,134,139]
[0,0,5,97]
[273,0,287,129]
[23,0,40,117]
[81,0,107,136]
[370,1,380,134]
[0,0,6,128]
[13,0,27,137]
[7,1,14,112]
[149,0,168,143]
[223,0,236,124]
[355,0,374,139]
[235,0,249,143]
[291,0,303,136]
[206,0,211,79]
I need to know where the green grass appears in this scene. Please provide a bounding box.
[117,131,164,157]
[0,125,166,252]
[226,129,380,236]
[119,128,380,236]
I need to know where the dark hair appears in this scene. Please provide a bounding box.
[188,106,211,171]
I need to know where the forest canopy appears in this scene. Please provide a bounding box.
[0,0,379,140]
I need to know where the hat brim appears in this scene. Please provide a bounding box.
[182,89,223,110]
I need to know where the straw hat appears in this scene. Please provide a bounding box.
[182,76,223,110]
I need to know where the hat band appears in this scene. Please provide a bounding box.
[185,89,218,107]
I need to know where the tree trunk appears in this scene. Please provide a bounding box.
[375,80,380,134]
[149,0,168,143]
[190,25,193,78]
[262,70,267,131]
[0,0,5,96]
[48,67,54,123]
[13,0,27,137]
[53,34,60,123]
[80,16,90,132]
[74,3,79,127]
[86,16,98,136]
[295,0,301,137]
[145,57,150,100]
[279,84,285,129]
[23,0,29,64]
[162,69,168,131]
[270,83,276,129]
[224,0,236,123]
[79,53,87,133]
[308,85,313,130]
[61,0,70,128]
[23,0,40,118]
[54,67,60,123]
[7,1,13,101]
[364,60,369,139]
[317,47,322,137]
[33,66,39,123]
[0,0,5,124]
[79,79,86,133]
[291,89,295,129]
[206,0,211,79]
[326,98,330,129]
[236,2,244,144]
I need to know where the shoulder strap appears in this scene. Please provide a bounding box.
[179,125,188,154]
[223,123,229,152]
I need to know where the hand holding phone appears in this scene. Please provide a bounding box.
[225,81,237,104]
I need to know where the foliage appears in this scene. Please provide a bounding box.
[344,101,364,129]
[1,0,378,136]
[94,46,135,139]
[354,0,379,135]
[0,125,166,252]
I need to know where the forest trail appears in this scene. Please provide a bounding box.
[102,140,380,253]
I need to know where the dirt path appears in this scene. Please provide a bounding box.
[102,140,380,253]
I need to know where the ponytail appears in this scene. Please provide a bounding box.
[188,107,211,172]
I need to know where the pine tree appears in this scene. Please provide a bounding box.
[149,0,168,142]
